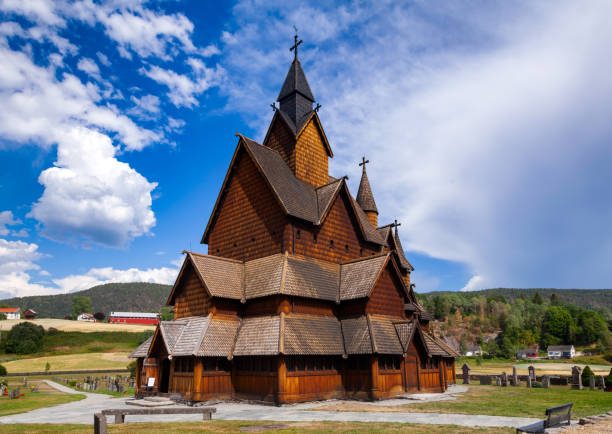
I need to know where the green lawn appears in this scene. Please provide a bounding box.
[0,421,513,433]
[402,385,612,418]
[0,390,85,417]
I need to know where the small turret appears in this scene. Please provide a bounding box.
[356,157,378,227]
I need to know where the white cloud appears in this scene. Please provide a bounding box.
[0,211,20,236]
[221,1,612,290]
[77,57,100,78]
[96,51,111,67]
[128,94,160,120]
[53,264,178,293]
[0,238,51,297]
[140,63,222,108]
[0,0,64,26]
[29,127,157,247]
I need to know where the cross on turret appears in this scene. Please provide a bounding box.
[290,29,303,61]
[359,156,369,168]
[392,219,401,235]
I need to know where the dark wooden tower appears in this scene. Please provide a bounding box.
[131,36,458,404]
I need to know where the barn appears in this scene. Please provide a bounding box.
[130,36,458,404]
[110,312,159,325]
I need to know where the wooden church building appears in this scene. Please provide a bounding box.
[131,37,458,404]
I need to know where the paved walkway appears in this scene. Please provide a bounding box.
[0,381,539,428]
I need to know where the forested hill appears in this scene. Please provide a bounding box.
[0,282,172,318]
[426,288,612,311]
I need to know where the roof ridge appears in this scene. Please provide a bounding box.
[366,314,378,354]
[227,317,243,360]
[340,252,390,265]
[184,251,243,264]
[193,314,213,356]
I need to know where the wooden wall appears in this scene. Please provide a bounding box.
[365,263,407,317]
[173,263,211,319]
[284,372,343,402]
[294,119,329,187]
[194,373,232,401]
[232,372,277,402]
[378,371,404,397]
[170,373,193,397]
[290,193,380,263]
[264,115,297,173]
[207,151,287,261]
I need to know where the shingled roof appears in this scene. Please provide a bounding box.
[278,59,315,102]
[202,135,383,245]
[356,165,377,214]
[170,251,408,305]
[283,315,344,355]
[378,223,414,272]
[340,314,404,355]
[129,336,153,358]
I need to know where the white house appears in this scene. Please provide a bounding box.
[77,313,96,322]
[0,307,21,319]
[547,345,575,359]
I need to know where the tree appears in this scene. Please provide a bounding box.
[93,312,106,321]
[138,330,154,344]
[5,322,44,354]
[541,306,574,345]
[127,360,137,377]
[576,310,609,346]
[71,296,92,319]
[160,306,174,321]
[533,292,543,305]
[550,293,560,305]
[45,362,51,373]
[0,313,6,321]
[0,364,6,376]
[582,365,594,384]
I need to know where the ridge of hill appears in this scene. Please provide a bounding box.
[0,282,172,318]
[423,288,612,311]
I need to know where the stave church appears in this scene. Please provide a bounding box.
[130,36,458,404]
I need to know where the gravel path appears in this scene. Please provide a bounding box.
[0,381,540,428]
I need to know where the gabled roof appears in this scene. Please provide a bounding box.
[0,307,20,313]
[547,345,574,351]
[202,135,383,245]
[283,315,344,355]
[340,314,404,355]
[378,223,414,272]
[169,251,408,305]
[263,110,333,158]
[233,316,281,356]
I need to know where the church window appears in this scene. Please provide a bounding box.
[345,244,349,252]
[313,233,318,242]
[251,237,255,242]
[360,248,363,256]
[233,243,237,248]
[296,229,301,239]
[330,239,334,248]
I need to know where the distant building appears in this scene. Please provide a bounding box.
[0,307,21,319]
[77,313,96,322]
[109,312,159,325]
[516,346,539,359]
[23,309,37,319]
[464,345,483,356]
[547,345,575,359]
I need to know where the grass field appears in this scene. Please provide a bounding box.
[0,421,513,433]
[0,319,155,333]
[315,384,612,418]
[0,389,84,417]
[2,352,130,373]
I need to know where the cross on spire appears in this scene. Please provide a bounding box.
[392,219,401,235]
[290,27,303,61]
[359,156,369,168]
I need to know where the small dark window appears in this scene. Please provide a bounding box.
[316,358,323,371]
[313,234,318,242]
[345,244,349,252]
[297,358,305,371]
[251,237,255,242]
[216,249,220,253]
[359,248,363,256]
[394,358,401,370]
[272,231,276,236]
[420,358,427,370]
[296,229,301,239]
[233,243,237,248]
[330,239,334,248]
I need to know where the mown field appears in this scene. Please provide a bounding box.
[0,319,155,333]
[2,352,130,373]
[314,384,612,419]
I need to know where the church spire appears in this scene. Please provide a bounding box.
[277,29,315,130]
[356,156,378,227]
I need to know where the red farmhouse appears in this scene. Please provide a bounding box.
[110,312,159,325]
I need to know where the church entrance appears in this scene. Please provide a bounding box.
[405,354,419,391]
[159,358,171,393]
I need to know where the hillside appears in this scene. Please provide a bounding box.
[0,282,172,318]
[423,288,612,311]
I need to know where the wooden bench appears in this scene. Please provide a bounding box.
[93,407,216,434]
[517,403,573,433]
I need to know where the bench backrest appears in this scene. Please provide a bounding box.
[545,403,572,427]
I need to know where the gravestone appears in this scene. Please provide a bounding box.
[512,367,519,386]
[528,365,536,381]
[495,376,502,386]
[571,366,583,390]
[480,375,492,385]
[598,376,606,390]
[501,372,508,387]
[462,363,471,384]
[542,375,550,388]
[527,376,532,388]
[589,375,595,391]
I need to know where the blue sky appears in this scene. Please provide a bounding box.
[0,0,610,299]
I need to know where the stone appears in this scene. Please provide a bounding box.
[542,375,550,388]
[512,367,519,386]
[462,363,471,385]
[598,376,606,390]
[528,365,536,381]
[527,376,532,388]
[572,366,583,390]
[480,376,492,385]
[590,375,595,390]
[501,372,508,387]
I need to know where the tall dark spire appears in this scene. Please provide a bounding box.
[277,30,315,131]
[357,157,378,227]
